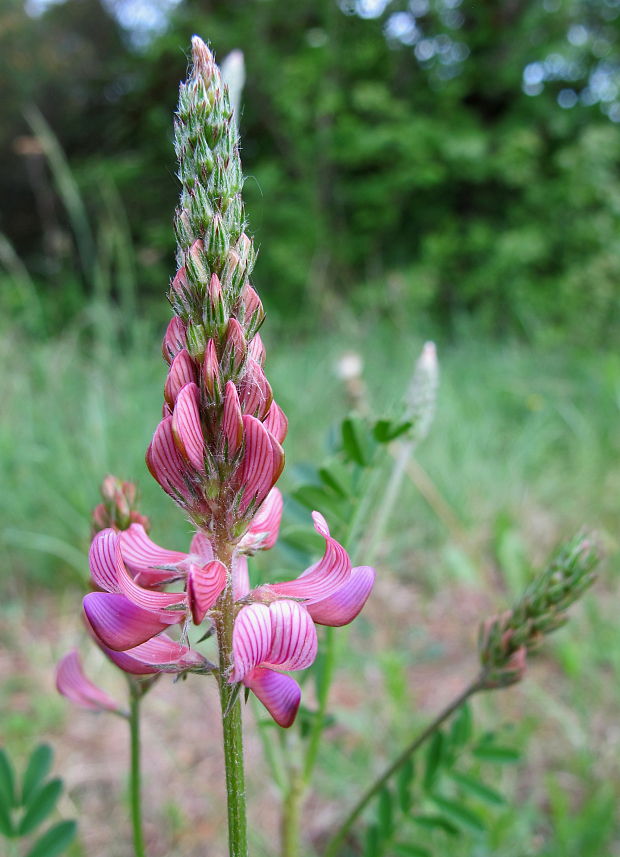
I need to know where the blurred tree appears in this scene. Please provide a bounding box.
[2,0,620,342]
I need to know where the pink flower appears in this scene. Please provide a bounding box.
[56,650,122,713]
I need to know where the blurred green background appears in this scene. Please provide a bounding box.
[1,0,620,855]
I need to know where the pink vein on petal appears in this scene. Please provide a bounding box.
[244,667,300,728]
[264,601,317,672]
[187,560,227,624]
[56,650,120,712]
[172,382,205,472]
[119,523,189,584]
[84,592,177,651]
[164,349,196,405]
[231,603,272,682]
[307,565,375,627]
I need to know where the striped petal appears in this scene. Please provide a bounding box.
[248,333,266,366]
[187,560,227,624]
[190,531,214,561]
[172,383,205,471]
[307,565,375,627]
[231,603,272,682]
[164,349,196,405]
[264,401,288,444]
[239,488,283,554]
[56,650,120,713]
[268,512,351,603]
[244,668,300,728]
[146,416,192,503]
[222,381,244,460]
[83,592,175,651]
[162,316,187,365]
[114,539,186,617]
[264,601,317,672]
[239,359,273,420]
[235,415,275,514]
[96,634,207,676]
[89,528,121,592]
[232,554,250,601]
[119,523,189,585]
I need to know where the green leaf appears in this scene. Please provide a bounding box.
[292,485,347,523]
[472,745,521,763]
[318,464,350,498]
[373,419,412,444]
[448,770,506,806]
[377,787,393,838]
[341,416,373,466]
[0,796,14,837]
[411,814,459,836]
[22,745,54,805]
[25,819,77,857]
[280,525,324,557]
[397,758,415,813]
[423,731,445,790]
[18,778,63,835]
[364,823,381,857]
[0,748,16,808]
[430,796,486,833]
[393,844,432,857]
[449,704,472,749]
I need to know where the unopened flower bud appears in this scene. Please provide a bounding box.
[169,266,194,317]
[162,317,187,364]
[221,248,245,298]
[221,317,247,378]
[235,232,256,281]
[238,284,264,339]
[204,273,228,335]
[186,321,208,361]
[93,475,150,534]
[203,338,222,403]
[205,212,228,268]
[185,239,210,290]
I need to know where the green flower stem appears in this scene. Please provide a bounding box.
[322,676,484,857]
[128,683,146,857]
[215,542,248,857]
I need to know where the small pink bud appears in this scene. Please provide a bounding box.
[203,338,222,402]
[162,317,187,365]
[185,238,210,286]
[170,266,194,315]
[239,284,264,338]
[222,317,247,377]
[186,321,208,361]
[221,247,244,297]
[205,272,228,334]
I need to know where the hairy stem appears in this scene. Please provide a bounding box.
[322,676,484,857]
[129,683,146,857]
[215,542,248,857]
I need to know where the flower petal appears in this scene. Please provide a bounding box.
[89,528,121,592]
[222,381,244,460]
[119,524,188,585]
[114,538,187,617]
[83,592,176,651]
[146,416,193,504]
[244,668,300,728]
[56,650,120,712]
[232,554,250,601]
[264,401,288,444]
[95,634,207,676]
[162,317,187,365]
[268,513,350,603]
[189,531,214,561]
[248,333,266,366]
[231,603,272,682]
[239,359,273,420]
[306,565,375,626]
[164,349,196,405]
[187,560,227,624]
[172,382,205,471]
[264,601,317,672]
[235,415,275,514]
[239,488,283,554]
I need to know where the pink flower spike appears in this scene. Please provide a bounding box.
[146,416,193,504]
[162,316,187,365]
[96,634,207,676]
[232,554,250,601]
[84,592,176,651]
[89,528,121,592]
[268,513,350,604]
[222,381,244,460]
[119,523,189,585]
[239,488,283,554]
[264,601,317,672]
[56,651,121,713]
[235,415,275,514]
[164,349,196,406]
[187,560,227,624]
[307,565,375,627]
[264,401,288,444]
[231,603,272,682]
[172,382,205,472]
[244,668,301,728]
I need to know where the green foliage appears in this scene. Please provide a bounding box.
[0,744,76,856]
[361,705,522,857]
